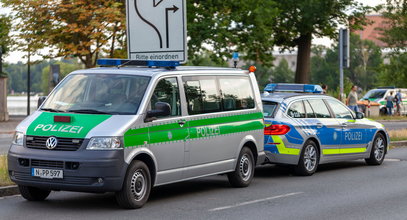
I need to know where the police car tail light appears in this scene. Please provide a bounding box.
[264,124,290,135]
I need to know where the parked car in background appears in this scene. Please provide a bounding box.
[361,87,407,115]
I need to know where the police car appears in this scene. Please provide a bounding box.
[262,84,390,175]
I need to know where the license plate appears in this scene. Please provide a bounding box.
[32,168,63,179]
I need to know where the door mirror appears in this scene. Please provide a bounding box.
[37,96,47,108]
[355,112,364,119]
[146,102,171,120]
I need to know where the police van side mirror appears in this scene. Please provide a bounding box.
[355,112,364,119]
[145,102,171,121]
[37,96,47,108]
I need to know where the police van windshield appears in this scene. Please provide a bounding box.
[41,74,150,115]
[263,101,278,118]
[362,89,387,100]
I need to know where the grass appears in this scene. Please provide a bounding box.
[0,155,14,187]
[388,129,407,142]
[368,115,407,121]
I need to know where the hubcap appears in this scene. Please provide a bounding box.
[130,169,147,201]
[374,137,385,161]
[304,145,317,172]
[239,154,252,181]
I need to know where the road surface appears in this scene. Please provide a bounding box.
[1,148,407,220]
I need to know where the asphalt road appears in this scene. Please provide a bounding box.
[0,136,11,155]
[380,121,407,130]
[1,148,407,220]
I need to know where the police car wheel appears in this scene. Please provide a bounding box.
[116,160,151,209]
[227,147,255,187]
[18,185,51,201]
[295,140,319,176]
[366,133,386,165]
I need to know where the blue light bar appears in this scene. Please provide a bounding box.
[264,83,323,94]
[96,59,180,68]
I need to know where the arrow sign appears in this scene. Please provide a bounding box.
[165,5,179,48]
[153,0,164,7]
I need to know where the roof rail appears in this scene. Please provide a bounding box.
[97,59,180,69]
[264,83,323,94]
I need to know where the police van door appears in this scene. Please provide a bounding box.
[325,99,368,155]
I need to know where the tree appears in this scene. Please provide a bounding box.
[0,14,12,55]
[272,0,371,83]
[2,0,126,68]
[271,59,295,84]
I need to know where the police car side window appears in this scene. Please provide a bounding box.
[150,78,181,118]
[304,100,316,118]
[183,77,221,115]
[308,99,331,118]
[287,101,305,118]
[326,99,353,119]
[219,77,255,111]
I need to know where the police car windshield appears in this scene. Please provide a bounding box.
[41,74,150,115]
[263,101,278,118]
[362,89,386,100]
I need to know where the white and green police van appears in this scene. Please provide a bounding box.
[8,60,265,209]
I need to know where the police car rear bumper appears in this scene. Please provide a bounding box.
[265,151,299,165]
[7,144,127,193]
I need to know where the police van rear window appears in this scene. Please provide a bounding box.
[263,101,278,118]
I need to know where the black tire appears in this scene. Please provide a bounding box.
[365,133,386,165]
[115,160,151,209]
[18,185,51,201]
[380,108,387,116]
[227,147,255,187]
[295,140,319,176]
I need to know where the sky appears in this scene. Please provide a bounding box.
[0,0,386,64]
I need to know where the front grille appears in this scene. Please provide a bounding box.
[13,172,93,185]
[26,136,84,151]
[31,159,64,169]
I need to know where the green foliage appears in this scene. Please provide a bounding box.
[379,53,407,88]
[0,14,12,54]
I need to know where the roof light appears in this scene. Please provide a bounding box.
[264,83,323,94]
[249,66,257,73]
[96,59,180,68]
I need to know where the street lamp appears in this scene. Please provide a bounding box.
[27,44,31,116]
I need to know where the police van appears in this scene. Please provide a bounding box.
[262,84,390,175]
[8,60,265,209]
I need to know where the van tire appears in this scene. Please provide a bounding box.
[295,140,319,176]
[116,160,151,209]
[227,147,255,187]
[366,133,386,165]
[18,185,51,201]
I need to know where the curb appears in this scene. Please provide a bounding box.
[0,185,19,197]
[377,120,407,123]
[390,140,407,147]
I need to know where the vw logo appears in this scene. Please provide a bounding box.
[46,137,58,150]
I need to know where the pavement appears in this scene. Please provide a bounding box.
[0,148,407,219]
[0,116,26,155]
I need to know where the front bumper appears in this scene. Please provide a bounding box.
[8,144,127,193]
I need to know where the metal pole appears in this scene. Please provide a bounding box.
[339,29,344,102]
[27,48,31,116]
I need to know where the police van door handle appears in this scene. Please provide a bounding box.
[316,123,323,128]
[341,123,348,127]
[178,120,186,126]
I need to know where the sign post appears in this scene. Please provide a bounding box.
[339,28,350,102]
[126,0,187,63]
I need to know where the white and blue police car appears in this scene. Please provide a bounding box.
[262,84,390,175]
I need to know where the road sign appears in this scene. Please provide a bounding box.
[126,0,187,63]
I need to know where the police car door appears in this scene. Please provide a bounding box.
[325,99,368,155]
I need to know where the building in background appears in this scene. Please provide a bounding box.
[352,14,389,48]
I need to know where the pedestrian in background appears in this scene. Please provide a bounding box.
[386,91,395,116]
[395,90,402,116]
[321,84,328,94]
[347,85,359,113]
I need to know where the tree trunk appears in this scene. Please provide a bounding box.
[295,33,312,84]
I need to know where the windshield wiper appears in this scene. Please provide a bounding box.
[41,108,66,113]
[67,109,110,115]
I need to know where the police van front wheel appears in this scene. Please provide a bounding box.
[365,133,386,165]
[227,147,255,187]
[18,185,51,201]
[295,140,319,176]
[115,160,151,209]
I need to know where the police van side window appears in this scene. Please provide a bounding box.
[287,101,305,118]
[219,77,255,111]
[184,77,221,115]
[308,99,331,118]
[326,99,353,119]
[304,100,316,118]
[150,77,181,117]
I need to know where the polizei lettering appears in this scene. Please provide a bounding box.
[196,126,220,138]
[345,132,363,141]
[34,124,84,134]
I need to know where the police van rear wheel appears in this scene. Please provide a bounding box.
[227,147,255,187]
[18,185,51,201]
[116,160,151,209]
[295,140,319,176]
[366,133,386,165]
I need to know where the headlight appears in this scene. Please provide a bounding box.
[12,131,24,146]
[86,137,122,150]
